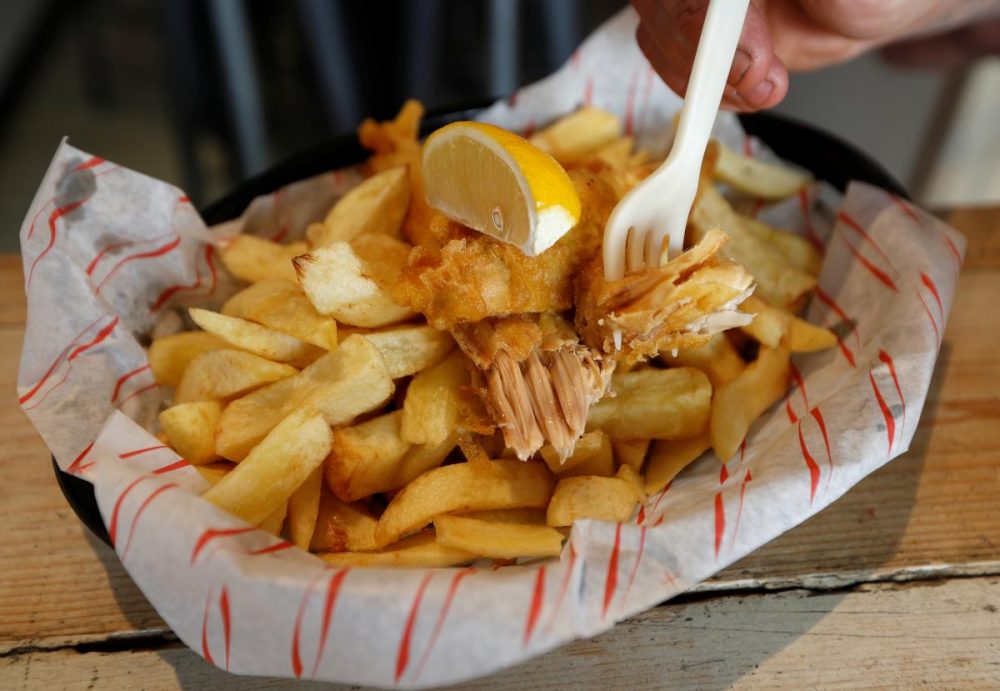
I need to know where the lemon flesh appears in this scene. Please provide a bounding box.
[422,122,582,256]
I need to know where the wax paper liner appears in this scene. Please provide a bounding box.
[18,8,965,688]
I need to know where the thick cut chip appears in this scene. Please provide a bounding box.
[175,349,297,403]
[662,332,746,389]
[529,107,623,163]
[348,233,413,276]
[159,401,222,465]
[375,459,554,548]
[320,532,475,568]
[538,430,606,474]
[195,462,233,486]
[288,467,323,551]
[308,166,409,247]
[789,316,838,352]
[454,508,547,524]
[203,411,332,526]
[613,438,651,472]
[361,325,454,379]
[691,184,816,308]
[400,352,470,446]
[259,502,288,536]
[593,136,635,170]
[542,430,614,478]
[222,279,338,350]
[711,344,790,461]
[215,335,393,461]
[149,331,227,387]
[587,368,712,440]
[325,411,409,501]
[294,242,415,327]
[615,464,647,501]
[219,235,307,283]
[189,308,323,368]
[309,491,379,552]
[743,216,822,276]
[546,475,643,527]
[714,140,811,200]
[739,295,790,349]
[434,515,564,560]
[645,434,710,494]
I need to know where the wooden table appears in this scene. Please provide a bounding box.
[2,208,999,689]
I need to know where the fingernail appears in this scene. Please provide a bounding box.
[741,78,775,107]
[730,48,752,87]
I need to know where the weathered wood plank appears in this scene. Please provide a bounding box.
[0,255,24,325]
[946,206,999,270]
[4,577,999,690]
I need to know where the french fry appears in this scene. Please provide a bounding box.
[713,139,811,200]
[593,136,634,170]
[691,183,816,309]
[219,235,307,283]
[711,344,790,461]
[319,531,475,568]
[740,295,837,352]
[294,242,416,327]
[661,333,745,388]
[739,295,790,349]
[310,490,379,552]
[644,434,710,494]
[538,430,606,474]
[195,462,234,486]
[434,514,564,560]
[400,352,470,446]
[361,324,454,379]
[215,335,393,461]
[789,316,838,352]
[587,368,712,440]
[203,411,332,526]
[454,508,547,524]
[529,107,622,163]
[259,502,288,536]
[148,331,227,386]
[307,166,409,247]
[325,411,409,502]
[174,349,297,403]
[542,430,614,478]
[159,401,222,465]
[612,438,651,472]
[348,233,413,274]
[546,475,643,527]
[288,467,323,550]
[188,308,323,368]
[743,216,822,276]
[615,464,648,501]
[222,279,338,350]
[375,459,554,547]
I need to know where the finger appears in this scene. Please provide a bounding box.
[634,0,787,108]
[636,23,691,98]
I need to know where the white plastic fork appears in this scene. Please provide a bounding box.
[603,0,751,280]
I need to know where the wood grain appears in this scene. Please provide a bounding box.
[3,577,999,690]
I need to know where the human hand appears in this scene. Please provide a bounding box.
[632,0,1000,111]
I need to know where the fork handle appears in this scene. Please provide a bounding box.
[673,0,751,166]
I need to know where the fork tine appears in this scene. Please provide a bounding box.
[627,226,647,274]
[603,214,630,281]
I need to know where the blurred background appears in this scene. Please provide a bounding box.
[2,0,998,251]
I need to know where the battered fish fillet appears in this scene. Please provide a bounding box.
[575,229,755,363]
[391,169,616,330]
[361,107,754,462]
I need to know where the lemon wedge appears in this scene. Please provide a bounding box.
[422,121,582,256]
